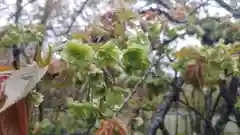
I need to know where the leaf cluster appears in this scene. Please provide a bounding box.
[0,24,44,47]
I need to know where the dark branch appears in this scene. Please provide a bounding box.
[15,0,22,24]
[64,0,89,34]
[40,0,54,25]
[214,76,239,135]
[12,0,23,69]
[215,0,240,18]
[147,79,182,135]
[154,0,171,9]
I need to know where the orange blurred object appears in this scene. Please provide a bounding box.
[0,66,14,71]
[96,119,127,135]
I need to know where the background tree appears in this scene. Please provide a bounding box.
[0,0,240,135]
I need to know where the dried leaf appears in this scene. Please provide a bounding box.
[175,47,202,58]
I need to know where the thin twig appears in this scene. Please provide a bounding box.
[178,100,213,128]
[116,62,156,114]
[64,0,90,34]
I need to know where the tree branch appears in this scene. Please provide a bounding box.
[64,0,89,35]
[51,0,89,52]
[178,100,214,131]
[154,0,171,9]
[215,0,240,18]
[40,0,54,25]
[214,76,239,135]
[147,79,182,135]
[15,0,23,24]
[117,59,161,114]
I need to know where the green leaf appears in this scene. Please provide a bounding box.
[113,22,125,37]
[61,41,93,68]
[88,64,103,77]
[72,32,89,41]
[187,15,196,24]
[27,90,44,107]
[116,8,136,21]
[123,47,149,72]
[96,41,120,67]
[175,47,202,59]
[0,24,44,47]
[113,86,129,93]
[235,98,240,109]
[105,90,124,106]
[101,108,115,117]
[167,28,178,38]
[149,23,161,39]
[68,101,100,118]
[39,119,54,129]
